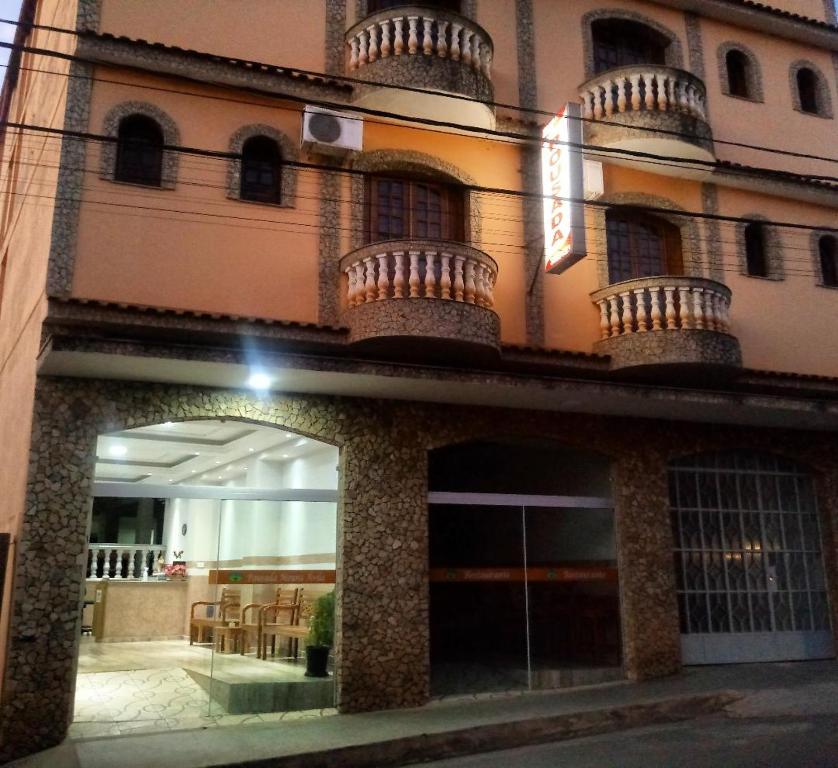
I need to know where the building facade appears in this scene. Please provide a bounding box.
[1,0,838,760]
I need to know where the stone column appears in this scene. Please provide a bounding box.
[612,452,681,679]
[335,434,429,711]
[0,383,98,761]
[814,463,838,648]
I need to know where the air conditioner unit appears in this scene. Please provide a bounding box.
[302,106,363,155]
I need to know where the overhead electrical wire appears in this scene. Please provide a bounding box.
[4,120,838,242]
[3,15,838,171]
[3,36,838,190]
[0,146,830,266]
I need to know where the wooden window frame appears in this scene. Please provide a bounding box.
[606,210,683,283]
[366,175,466,244]
[592,19,668,75]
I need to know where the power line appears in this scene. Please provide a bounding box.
[5,38,838,189]
[4,15,838,171]
[5,120,838,238]
[1,149,830,263]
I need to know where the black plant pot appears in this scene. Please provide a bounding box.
[305,645,330,677]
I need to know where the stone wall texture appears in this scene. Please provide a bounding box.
[1,376,837,761]
[595,328,743,370]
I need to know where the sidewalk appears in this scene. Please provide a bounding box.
[10,661,837,768]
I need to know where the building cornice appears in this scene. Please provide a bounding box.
[75,32,354,103]
[653,0,838,50]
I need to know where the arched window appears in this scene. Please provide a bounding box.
[819,235,838,287]
[367,175,465,244]
[797,67,819,114]
[368,0,459,11]
[591,19,669,74]
[725,49,751,98]
[240,136,282,203]
[744,222,768,277]
[115,115,164,186]
[605,209,683,283]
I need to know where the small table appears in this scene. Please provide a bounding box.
[213,624,244,654]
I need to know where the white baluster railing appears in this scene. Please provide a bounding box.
[579,65,708,125]
[342,241,497,310]
[347,7,493,82]
[591,277,732,339]
[87,544,167,579]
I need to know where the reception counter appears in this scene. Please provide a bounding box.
[89,579,188,642]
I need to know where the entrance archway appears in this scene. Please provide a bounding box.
[427,440,621,696]
[75,419,338,737]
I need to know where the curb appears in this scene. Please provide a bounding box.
[208,690,741,768]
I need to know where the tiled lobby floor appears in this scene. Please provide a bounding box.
[71,639,336,739]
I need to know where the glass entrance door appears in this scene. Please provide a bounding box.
[429,495,621,697]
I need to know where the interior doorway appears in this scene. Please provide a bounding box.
[75,419,339,737]
[428,440,622,697]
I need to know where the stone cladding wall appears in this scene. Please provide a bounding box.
[595,329,743,370]
[2,376,837,760]
[343,296,501,349]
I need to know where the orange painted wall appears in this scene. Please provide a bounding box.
[98,0,326,73]
[701,17,838,177]
[715,187,838,377]
[73,70,322,323]
[0,0,78,697]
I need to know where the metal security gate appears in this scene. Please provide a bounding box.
[670,452,834,664]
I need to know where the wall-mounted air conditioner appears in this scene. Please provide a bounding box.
[302,105,363,155]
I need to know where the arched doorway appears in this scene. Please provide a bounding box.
[76,419,339,736]
[427,440,621,696]
[670,452,834,664]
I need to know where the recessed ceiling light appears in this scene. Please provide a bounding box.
[282,454,289,459]
[190,470,196,474]
[215,461,221,465]
[163,421,174,428]
[109,445,128,457]
[217,475,223,480]
[248,448,255,452]
[247,372,273,391]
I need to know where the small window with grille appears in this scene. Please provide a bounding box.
[819,235,837,287]
[240,136,282,204]
[115,115,164,187]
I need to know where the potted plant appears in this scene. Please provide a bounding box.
[305,590,334,678]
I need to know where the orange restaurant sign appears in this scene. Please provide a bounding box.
[429,566,618,583]
[209,569,336,585]
[542,102,587,275]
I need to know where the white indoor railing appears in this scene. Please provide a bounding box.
[342,240,498,309]
[580,65,707,124]
[347,6,493,80]
[591,276,731,339]
[87,544,167,579]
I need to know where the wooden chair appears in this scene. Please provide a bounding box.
[239,588,301,657]
[189,588,240,645]
[259,595,316,661]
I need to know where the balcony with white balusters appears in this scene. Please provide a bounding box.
[346,6,495,129]
[590,276,742,373]
[340,239,500,356]
[579,65,715,168]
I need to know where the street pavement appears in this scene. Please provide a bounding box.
[402,668,838,768]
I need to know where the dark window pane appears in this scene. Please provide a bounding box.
[592,19,669,74]
[115,115,164,186]
[819,236,838,286]
[797,68,819,114]
[240,136,281,203]
[744,223,768,277]
[726,50,750,98]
